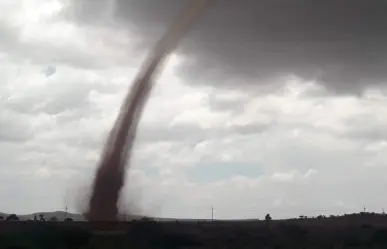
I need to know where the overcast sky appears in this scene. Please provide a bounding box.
[2,0,387,219]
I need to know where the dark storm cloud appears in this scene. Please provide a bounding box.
[67,0,387,93]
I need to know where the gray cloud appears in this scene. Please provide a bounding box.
[137,122,271,144]
[3,0,387,218]
[66,0,387,94]
[0,109,34,143]
[0,16,142,71]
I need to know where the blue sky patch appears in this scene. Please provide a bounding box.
[43,66,56,77]
[186,162,263,184]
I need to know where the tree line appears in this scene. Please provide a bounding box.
[0,213,73,222]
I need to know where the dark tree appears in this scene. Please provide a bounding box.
[6,214,19,221]
[50,216,58,221]
[39,214,45,222]
[265,213,272,228]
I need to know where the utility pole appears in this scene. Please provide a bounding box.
[364,206,366,213]
[382,208,385,215]
[65,205,68,219]
[211,206,214,221]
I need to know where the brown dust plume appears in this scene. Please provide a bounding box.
[86,0,211,221]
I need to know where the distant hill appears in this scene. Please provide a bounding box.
[0,211,146,221]
[20,211,85,221]
[0,211,84,221]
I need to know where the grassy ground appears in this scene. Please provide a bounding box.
[2,214,387,249]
